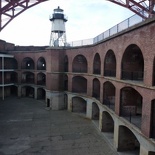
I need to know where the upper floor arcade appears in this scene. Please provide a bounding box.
[64,43,145,84]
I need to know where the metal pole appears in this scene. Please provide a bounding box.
[2,57,4,100]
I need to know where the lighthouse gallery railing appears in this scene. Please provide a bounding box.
[68,14,144,47]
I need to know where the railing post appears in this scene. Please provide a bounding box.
[128,17,130,28]
[117,24,119,33]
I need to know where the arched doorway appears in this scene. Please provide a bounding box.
[4,57,18,69]
[152,57,155,86]
[10,72,18,83]
[64,75,68,91]
[64,55,68,72]
[93,53,101,74]
[92,78,100,100]
[121,44,144,81]
[150,99,155,138]
[103,81,115,110]
[120,87,142,128]
[22,72,34,84]
[92,102,99,120]
[72,76,87,94]
[21,57,35,70]
[37,57,46,70]
[102,111,114,132]
[118,126,140,154]
[37,88,45,100]
[37,73,46,85]
[72,55,87,73]
[104,50,116,77]
[72,97,87,115]
[10,86,18,96]
[22,86,34,98]
[64,94,68,110]
[101,111,114,145]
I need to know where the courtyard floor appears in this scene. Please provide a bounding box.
[0,97,119,155]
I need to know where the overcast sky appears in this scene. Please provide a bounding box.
[0,0,134,46]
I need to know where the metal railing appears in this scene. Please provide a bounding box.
[92,92,100,100]
[93,69,101,74]
[68,14,144,47]
[21,79,34,84]
[122,70,143,81]
[37,81,46,85]
[103,99,115,111]
[121,106,142,128]
[72,68,87,73]
[104,70,116,77]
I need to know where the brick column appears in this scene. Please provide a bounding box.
[68,94,73,112]
[115,86,121,115]
[87,77,93,97]
[34,87,37,99]
[141,97,152,137]
[18,85,21,97]
[86,99,93,119]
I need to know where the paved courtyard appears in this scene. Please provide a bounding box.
[0,97,118,155]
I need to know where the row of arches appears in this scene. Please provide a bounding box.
[64,75,155,139]
[67,96,142,155]
[65,44,146,83]
[21,57,46,70]
[0,72,46,85]
[0,86,45,100]
[21,86,45,99]
[0,57,46,70]
[21,72,46,85]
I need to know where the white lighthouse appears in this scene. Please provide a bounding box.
[49,6,67,47]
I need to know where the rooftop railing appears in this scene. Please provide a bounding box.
[68,14,144,47]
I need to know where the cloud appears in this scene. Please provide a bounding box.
[0,0,134,46]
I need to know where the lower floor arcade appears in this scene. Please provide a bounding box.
[43,90,155,155]
[0,85,46,100]
[0,87,155,155]
[63,93,155,155]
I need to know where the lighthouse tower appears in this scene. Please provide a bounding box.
[49,6,68,47]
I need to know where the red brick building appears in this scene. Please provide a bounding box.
[0,16,155,155]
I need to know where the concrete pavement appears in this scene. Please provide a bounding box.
[0,97,118,155]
